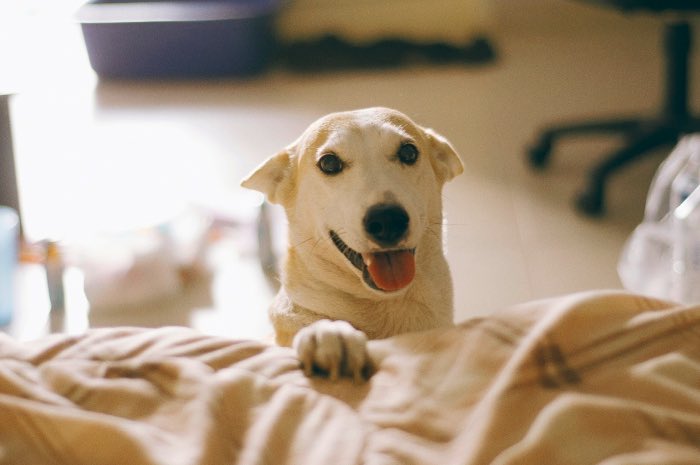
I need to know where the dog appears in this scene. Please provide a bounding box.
[241,107,463,382]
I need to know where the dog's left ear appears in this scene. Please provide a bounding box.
[422,127,464,183]
[240,148,296,205]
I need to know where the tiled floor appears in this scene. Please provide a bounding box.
[4,4,698,340]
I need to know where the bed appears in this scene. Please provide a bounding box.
[1,290,699,465]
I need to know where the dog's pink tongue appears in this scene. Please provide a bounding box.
[363,251,415,292]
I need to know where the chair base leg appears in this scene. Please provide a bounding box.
[527,116,700,216]
[527,119,643,170]
[574,125,679,216]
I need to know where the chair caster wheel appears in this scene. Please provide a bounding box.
[575,189,604,217]
[527,138,552,169]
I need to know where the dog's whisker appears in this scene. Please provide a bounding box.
[310,237,325,254]
[426,229,442,241]
[292,236,316,248]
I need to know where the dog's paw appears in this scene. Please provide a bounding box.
[293,319,371,383]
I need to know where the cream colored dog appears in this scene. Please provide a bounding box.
[241,107,463,381]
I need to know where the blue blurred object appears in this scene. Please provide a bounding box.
[0,206,19,326]
[77,0,282,78]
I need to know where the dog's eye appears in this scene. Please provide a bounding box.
[397,143,419,165]
[318,153,344,175]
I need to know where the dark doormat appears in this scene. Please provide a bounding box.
[274,35,496,72]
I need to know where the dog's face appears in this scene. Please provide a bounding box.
[242,107,463,295]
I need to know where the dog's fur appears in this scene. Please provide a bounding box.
[241,107,463,381]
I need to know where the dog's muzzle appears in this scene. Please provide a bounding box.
[329,230,416,293]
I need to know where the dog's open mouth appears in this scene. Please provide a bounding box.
[329,230,415,292]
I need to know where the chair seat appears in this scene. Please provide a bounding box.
[577,0,700,12]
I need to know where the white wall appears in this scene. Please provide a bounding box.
[278,0,699,43]
[489,0,695,35]
[276,0,492,44]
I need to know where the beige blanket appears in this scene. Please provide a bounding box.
[1,290,699,464]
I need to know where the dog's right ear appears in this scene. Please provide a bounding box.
[422,127,464,184]
[240,149,296,205]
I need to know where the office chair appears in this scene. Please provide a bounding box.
[527,0,700,216]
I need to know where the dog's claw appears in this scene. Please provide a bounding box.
[301,356,313,377]
[293,319,371,382]
[352,368,362,385]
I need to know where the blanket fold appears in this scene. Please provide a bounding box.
[1,290,699,465]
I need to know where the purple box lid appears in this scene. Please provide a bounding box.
[77,0,281,23]
[77,0,282,78]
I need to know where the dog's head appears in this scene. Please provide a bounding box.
[242,107,463,295]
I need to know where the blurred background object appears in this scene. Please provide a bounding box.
[0,207,19,326]
[276,0,490,44]
[0,95,21,233]
[77,0,282,78]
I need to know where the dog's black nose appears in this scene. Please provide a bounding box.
[363,204,409,246]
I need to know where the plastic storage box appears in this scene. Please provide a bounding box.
[77,0,281,78]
